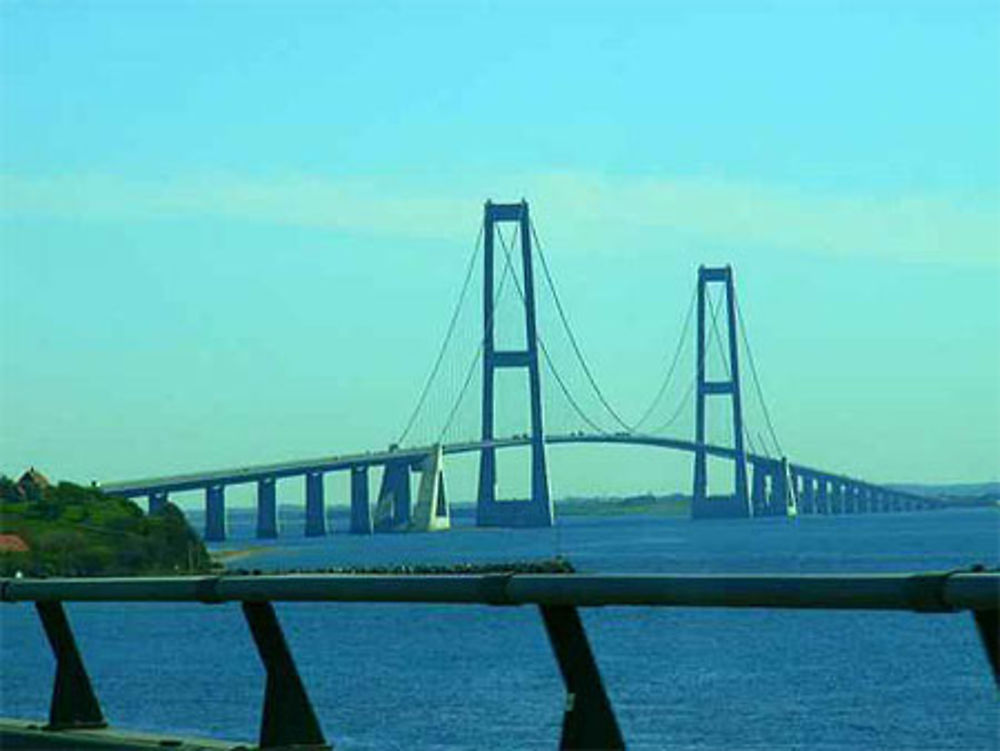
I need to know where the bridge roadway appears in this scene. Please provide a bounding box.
[101,432,769,496]
[100,431,931,508]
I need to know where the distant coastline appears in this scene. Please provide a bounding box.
[196,480,999,520]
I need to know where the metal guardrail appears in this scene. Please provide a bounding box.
[2,570,998,750]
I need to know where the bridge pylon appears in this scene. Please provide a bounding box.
[691,265,752,519]
[476,200,554,527]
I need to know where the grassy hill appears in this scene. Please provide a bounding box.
[0,471,212,577]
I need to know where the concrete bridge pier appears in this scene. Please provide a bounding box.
[768,460,791,516]
[797,472,815,515]
[750,461,767,516]
[859,485,872,514]
[205,485,226,542]
[858,485,869,513]
[830,482,844,514]
[148,490,168,515]
[350,466,373,534]
[412,446,450,531]
[256,478,278,539]
[778,458,797,516]
[304,472,326,536]
[374,460,412,532]
[843,484,857,514]
[816,477,829,514]
[872,489,887,513]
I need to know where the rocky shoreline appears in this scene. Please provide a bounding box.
[222,556,575,577]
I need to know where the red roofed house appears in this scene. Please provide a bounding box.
[0,534,29,553]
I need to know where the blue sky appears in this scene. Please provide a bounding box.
[1,1,997,505]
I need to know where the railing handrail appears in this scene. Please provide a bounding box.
[4,569,996,749]
[2,570,997,612]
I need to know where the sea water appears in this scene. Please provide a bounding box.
[1,508,997,750]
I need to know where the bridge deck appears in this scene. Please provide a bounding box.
[99,432,861,497]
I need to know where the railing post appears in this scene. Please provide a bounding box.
[35,601,106,731]
[538,605,624,750]
[241,601,330,750]
[973,609,998,687]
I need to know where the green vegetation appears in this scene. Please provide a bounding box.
[557,493,691,517]
[0,471,212,577]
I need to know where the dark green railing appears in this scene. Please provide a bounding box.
[2,569,998,750]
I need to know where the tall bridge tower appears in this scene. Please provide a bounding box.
[692,265,752,518]
[476,200,553,527]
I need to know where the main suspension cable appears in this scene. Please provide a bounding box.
[646,378,696,435]
[436,225,517,442]
[630,282,698,432]
[397,224,484,445]
[734,290,783,456]
[530,220,633,432]
[496,225,610,435]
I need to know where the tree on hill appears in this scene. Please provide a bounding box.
[0,471,213,577]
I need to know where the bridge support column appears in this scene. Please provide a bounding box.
[691,265,751,520]
[816,477,829,514]
[148,491,168,515]
[350,466,372,535]
[798,472,815,515]
[256,478,278,539]
[374,460,412,532]
[874,489,887,513]
[205,485,226,542]
[790,469,802,513]
[750,461,767,516]
[304,472,326,537]
[412,446,451,532]
[859,485,872,514]
[775,457,797,516]
[830,482,844,514]
[847,483,858,513]
[476,200,553,528]
[769,463,788,516]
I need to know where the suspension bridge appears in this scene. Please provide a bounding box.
[102,201,942,540]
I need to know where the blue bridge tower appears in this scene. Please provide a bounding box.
[476,200,553,527]
[691,265,752,519]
